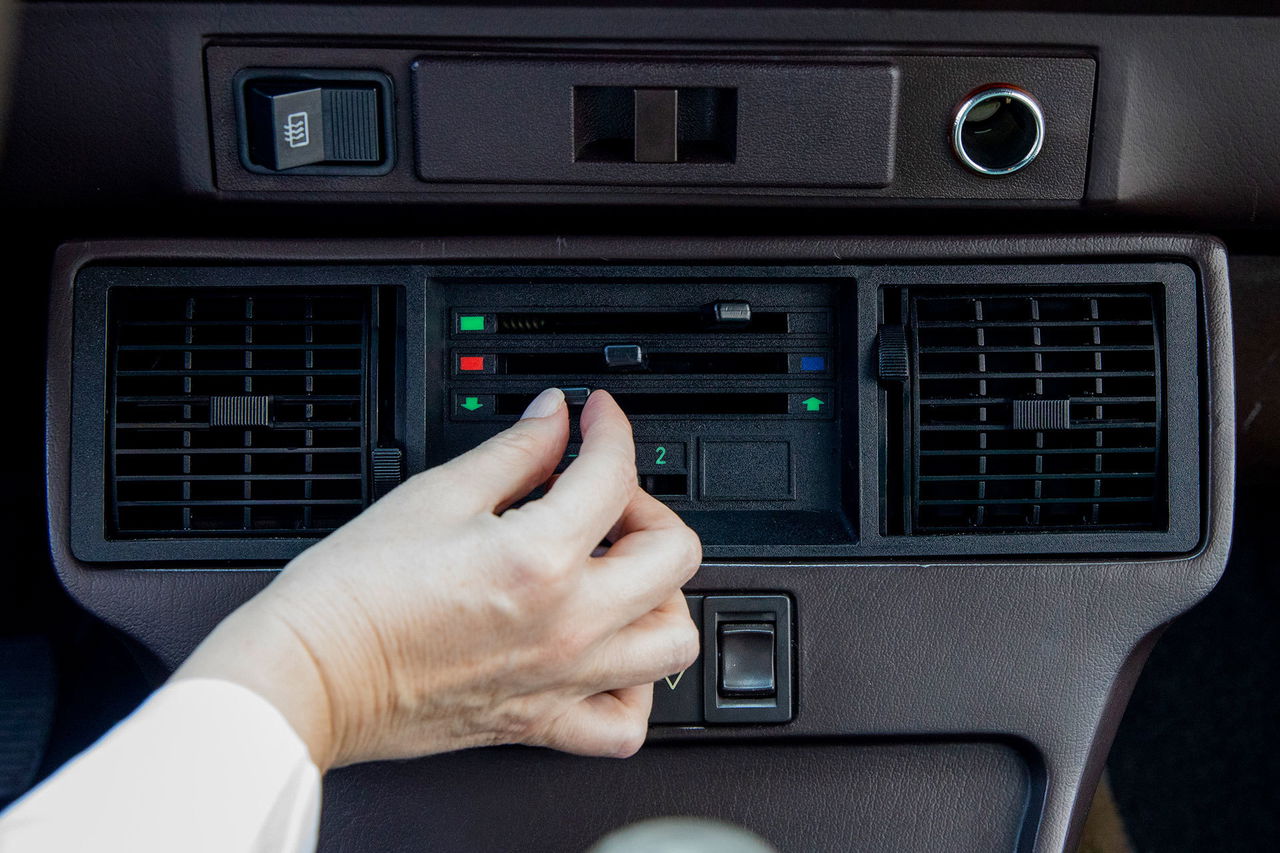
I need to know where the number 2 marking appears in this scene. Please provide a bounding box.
[655,446,667,466]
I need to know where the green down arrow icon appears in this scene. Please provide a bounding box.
[801,396,825,412]
[461,396,484,412]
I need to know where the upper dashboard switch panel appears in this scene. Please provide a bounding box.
[234,69,394,175]
[206,47,1092,200]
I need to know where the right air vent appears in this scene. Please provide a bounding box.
[906,289,1163,532]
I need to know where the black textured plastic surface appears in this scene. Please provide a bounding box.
[323,88,381,163]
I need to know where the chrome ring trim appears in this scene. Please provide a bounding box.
[951,87,1045,177]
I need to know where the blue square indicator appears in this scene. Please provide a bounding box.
[800,355,827,373]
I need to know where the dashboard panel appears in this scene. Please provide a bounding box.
[43,234,1234,852]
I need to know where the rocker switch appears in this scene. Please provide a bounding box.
[718,622,776,697]
[703,595,793,724]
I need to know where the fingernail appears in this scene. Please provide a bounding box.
[520,387,565,420]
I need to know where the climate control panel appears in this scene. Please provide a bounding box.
[433,278,845,552]
[66,257,1202,563]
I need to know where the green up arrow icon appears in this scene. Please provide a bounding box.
[461,396,484,412]
[801,396,825,412]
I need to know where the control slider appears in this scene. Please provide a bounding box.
[603,344,647,370]
[702,301,752,329]
[472,309,789,335]
[456,350,828,376]
[453,391,836,419]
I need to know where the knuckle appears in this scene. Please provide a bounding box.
[611,719,648,759]
[674,525,703,575]
[545,623,594,669]
[670,622,702,672]
[501,530,575,590]
[558,622,596,660]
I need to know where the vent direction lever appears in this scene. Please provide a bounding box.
[1011,398,1072,430]
[209,395,271,428]
[877,325,909,382]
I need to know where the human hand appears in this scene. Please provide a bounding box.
[174,389,702,771]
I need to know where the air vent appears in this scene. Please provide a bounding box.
[907,289,1163,532]
[108,289,372,537]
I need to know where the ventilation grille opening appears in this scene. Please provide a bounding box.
[108,289,371,538]
[909,289,1164,532]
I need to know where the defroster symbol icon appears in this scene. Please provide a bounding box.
[282,112,310,149]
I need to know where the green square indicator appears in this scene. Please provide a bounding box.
[458,315,487,332]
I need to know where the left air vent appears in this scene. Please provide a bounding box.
[108,289,371,537]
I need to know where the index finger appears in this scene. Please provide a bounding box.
[534,390,639,551]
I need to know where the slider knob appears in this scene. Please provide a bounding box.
[701,301,752,329]
[877,325,910,382]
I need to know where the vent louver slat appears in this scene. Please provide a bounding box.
[109,289,370,537]
[909,290,1163,532]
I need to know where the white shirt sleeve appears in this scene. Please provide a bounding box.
[0,678,321,853]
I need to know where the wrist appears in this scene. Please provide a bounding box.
[173,598,340,772]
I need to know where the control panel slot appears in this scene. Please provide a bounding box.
[467,350,796,376]
[489,391,793,417]
[641,473,690,498]
[481,310,790,336]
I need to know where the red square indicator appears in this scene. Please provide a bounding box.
[459,356,486,372]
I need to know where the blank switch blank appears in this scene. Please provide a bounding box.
[700,441,794,501]
[634,88,679,163]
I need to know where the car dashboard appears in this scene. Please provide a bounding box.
[4,2,1265,851]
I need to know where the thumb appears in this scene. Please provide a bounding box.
[427,387,570,515]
